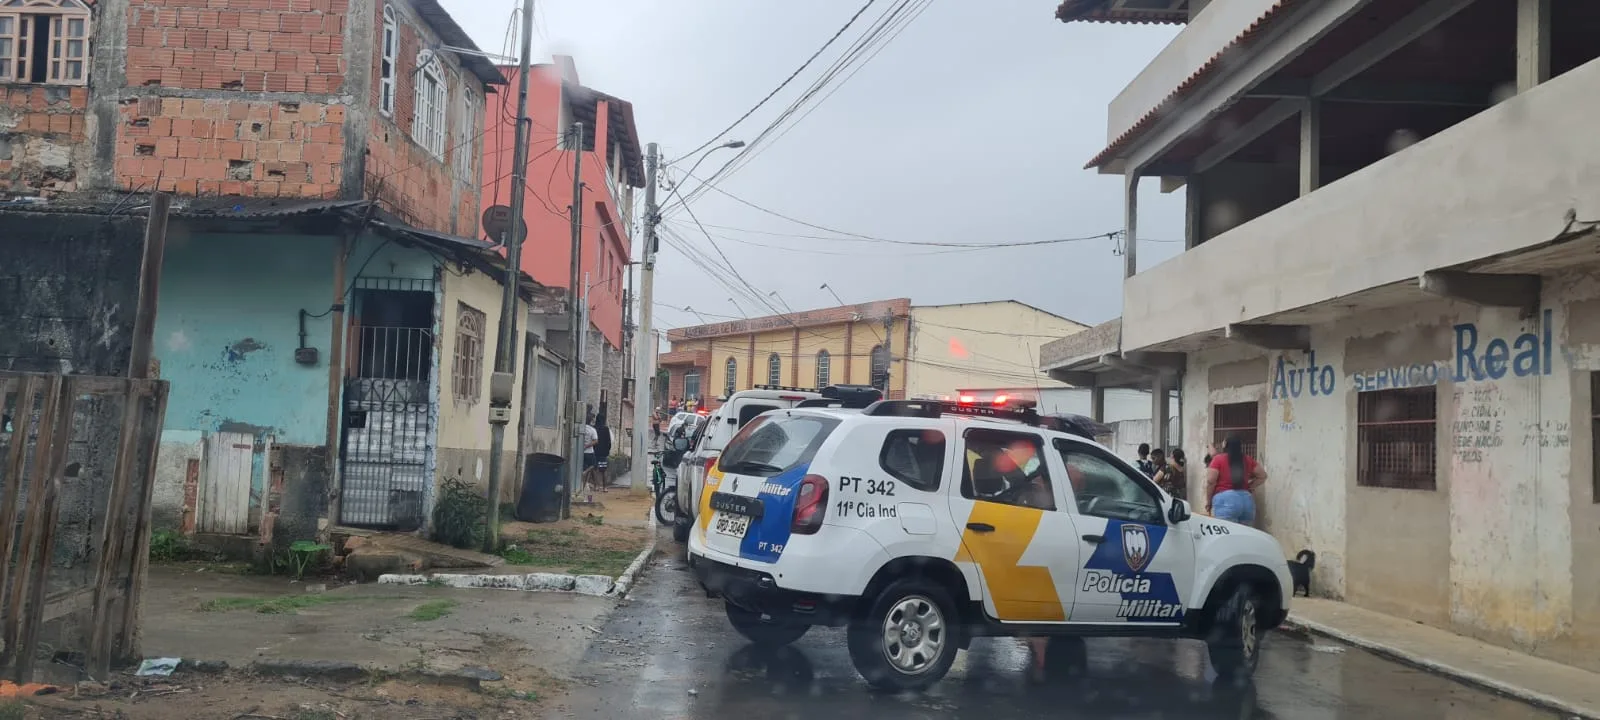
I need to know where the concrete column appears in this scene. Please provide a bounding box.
[1184,174,1203,249]
[1151,375,1170,452]
[1090,386,1106,422]
[1517,0,1551,92]
[1124,172,1140,279]
[1299,98,1321,196]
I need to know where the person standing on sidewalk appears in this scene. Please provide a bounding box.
[1203,436,1266,525]
[1154,448,1188,500]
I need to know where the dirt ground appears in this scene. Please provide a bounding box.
[494,491,653,577]
[15,563,622,718]
[19,673,543,719]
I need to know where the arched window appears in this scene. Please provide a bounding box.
[379,5,397,116]
[412,50,447,157]
[724,357,737,397]
[815,350,831,388]
[767,353,782,385]
[870,345,890,390]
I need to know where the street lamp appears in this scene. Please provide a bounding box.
[675,140,746,187]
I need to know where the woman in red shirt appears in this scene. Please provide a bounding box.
[1204,436,1267,526]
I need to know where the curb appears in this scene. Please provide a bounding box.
[611,499,658,598]
[1282,615,1599,720]
[377,501,659,599]
[245,658,502,690]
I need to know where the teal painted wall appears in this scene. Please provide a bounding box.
[154,233,340,446]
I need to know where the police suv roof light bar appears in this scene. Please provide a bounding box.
[862,400,1102,440]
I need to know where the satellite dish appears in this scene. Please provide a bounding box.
[482,205,527,246]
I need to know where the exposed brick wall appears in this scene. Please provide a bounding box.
[125,0,348,93]
[115,96,344,197]
[362,0,483,237]
[0,87,91,197]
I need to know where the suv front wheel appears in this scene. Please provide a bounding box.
[1206,583,1264,678]
[847,578,960,691]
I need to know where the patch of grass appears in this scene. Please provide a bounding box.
[149,529,190,562]
[199,594,350,615]
[0,700,24,720]
[407,599,458,621]
[580,513,604,526]
[499,546,537,565]
[425,576,447,588]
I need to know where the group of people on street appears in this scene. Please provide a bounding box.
[1135,436,1266,527]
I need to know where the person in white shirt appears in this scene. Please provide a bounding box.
[581,411,600,492]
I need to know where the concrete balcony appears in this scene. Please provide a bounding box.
[1120,54,1600,352]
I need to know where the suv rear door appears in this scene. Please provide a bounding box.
[698,412,841,563]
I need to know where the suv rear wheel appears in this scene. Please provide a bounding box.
[1206,583,1264,678]
[725,602,810,647]
[847,578,960,691]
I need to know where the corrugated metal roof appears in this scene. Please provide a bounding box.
[1084,0,1303,170]
[1056,0,1188,25]
[0,196,368,218]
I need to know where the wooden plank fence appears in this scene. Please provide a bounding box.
[0,370,169,681]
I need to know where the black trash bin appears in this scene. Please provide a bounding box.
[516,453,566,523]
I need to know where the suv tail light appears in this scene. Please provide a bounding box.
[791,474,829,535]
[703,455,718,474]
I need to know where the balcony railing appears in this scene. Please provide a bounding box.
[1119,55,1600,351]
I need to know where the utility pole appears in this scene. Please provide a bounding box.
[563,122,586,520]
[630,143,659,478]
[483,0,537,551]
[882,311,893,396]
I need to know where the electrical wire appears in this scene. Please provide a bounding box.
[678,0,881,159]
[673,0,931,206]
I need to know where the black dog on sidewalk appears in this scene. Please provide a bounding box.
[1287,550,1315,597]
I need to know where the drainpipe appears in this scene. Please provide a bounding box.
[324,232,351,532]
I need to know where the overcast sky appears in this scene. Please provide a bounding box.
[439,0,1186,330]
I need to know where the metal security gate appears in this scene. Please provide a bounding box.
[340,278,436,529]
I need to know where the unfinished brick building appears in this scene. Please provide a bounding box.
[0,0,502,237]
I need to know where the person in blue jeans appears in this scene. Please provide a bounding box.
[1204,436,1267,525]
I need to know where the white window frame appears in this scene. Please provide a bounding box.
[379,5,397,116]
[412,50,447,159]
[0,0,91,86]
[453,83,478,184]
[816,350,831,388]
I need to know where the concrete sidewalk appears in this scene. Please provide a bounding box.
[1284,597,1600,719]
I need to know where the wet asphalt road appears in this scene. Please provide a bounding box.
[552,539,1559,720]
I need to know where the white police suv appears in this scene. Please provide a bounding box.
[687,399,1293,691]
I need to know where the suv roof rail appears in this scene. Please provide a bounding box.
[820,384,882,407]
[753,384,817,393]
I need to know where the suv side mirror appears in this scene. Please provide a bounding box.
[672,436,690,452]
[1168,499,1191,525]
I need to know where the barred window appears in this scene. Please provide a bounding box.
[452,303,486,403]
[816,350,831,388]
[767,353,782,385]
[1357,387,1437,491]
[724,357,737,397]
[1212,401,1258,459]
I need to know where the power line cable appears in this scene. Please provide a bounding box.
[678,0,881,159]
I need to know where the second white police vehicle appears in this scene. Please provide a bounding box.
[687,398,1293,690]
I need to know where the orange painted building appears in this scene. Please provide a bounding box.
[479,57,642,352]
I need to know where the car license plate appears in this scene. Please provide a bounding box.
[713,512,751,539]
